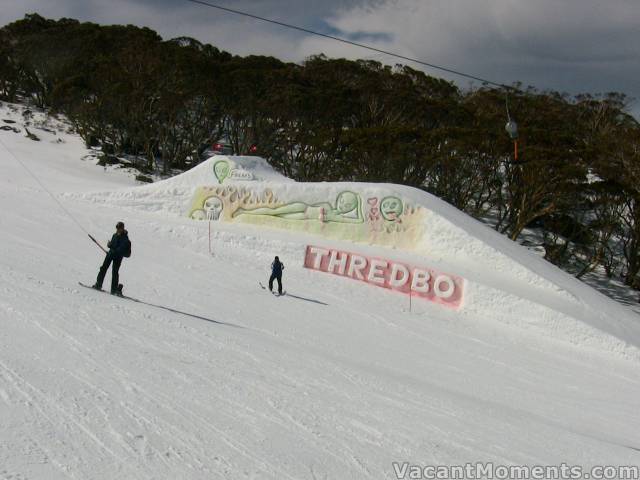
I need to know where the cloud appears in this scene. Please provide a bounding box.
[0,0,367,60]
[301,0,640,114]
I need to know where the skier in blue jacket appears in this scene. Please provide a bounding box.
[92,221,131,295]
[269,256,284,295]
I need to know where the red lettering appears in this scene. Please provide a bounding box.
[304,245,464,309]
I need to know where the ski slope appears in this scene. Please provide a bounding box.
[1,101,640,479]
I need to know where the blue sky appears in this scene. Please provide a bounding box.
[2,0,639,117]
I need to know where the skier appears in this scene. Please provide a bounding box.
[92,221,131,296]
[269,256,284,295]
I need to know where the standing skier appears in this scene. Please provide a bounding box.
[92,221,131,296]
[269,256,284,295]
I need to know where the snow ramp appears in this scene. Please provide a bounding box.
[72,155,640,360]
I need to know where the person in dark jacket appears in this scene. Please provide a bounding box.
[269,256,284,295]
[92,221,131,295]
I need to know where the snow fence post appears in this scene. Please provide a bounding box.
[208,220,212,255]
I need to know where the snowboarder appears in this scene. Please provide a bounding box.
[92,221,131,296]
[269,256,284,295]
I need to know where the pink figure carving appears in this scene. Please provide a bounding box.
[367,197,381,222]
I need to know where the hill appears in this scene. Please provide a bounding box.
[1,101,639,479]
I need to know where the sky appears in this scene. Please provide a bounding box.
[1,0,639,118]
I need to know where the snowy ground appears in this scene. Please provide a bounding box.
[486,216,640,316]
[1,102,640,479]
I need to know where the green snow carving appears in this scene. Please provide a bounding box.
[232,191,364,224]
[380,196,403,221]
[213,160,230,184]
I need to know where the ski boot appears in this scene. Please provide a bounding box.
[112,284,124,297]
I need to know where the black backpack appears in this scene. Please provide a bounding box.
[123,238,132,258]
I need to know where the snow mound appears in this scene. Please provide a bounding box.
[160,155,293,188]
[65,155,640,360]
[67,156,290,216]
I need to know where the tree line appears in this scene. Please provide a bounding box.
[2,14,640,290]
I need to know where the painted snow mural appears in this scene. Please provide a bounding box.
[188,185,427,251]
[185,159,428,249]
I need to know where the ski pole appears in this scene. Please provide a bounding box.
[88,234,108,254]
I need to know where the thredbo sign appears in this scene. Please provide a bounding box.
[304,245,465,309]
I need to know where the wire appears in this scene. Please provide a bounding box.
[185,0,512,90]
[0,134,107,252]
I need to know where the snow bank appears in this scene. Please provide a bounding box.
[66,155,640,360]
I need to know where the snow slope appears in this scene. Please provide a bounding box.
[1,101,640,479]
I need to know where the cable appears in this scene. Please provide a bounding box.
[0,134,107,252]
[185,0,512,90]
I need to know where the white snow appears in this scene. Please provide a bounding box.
[1,101,640,479]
